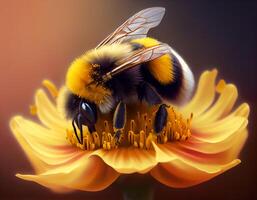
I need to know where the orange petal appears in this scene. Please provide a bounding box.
[151,159,240,188]
[16,155,119,192]
[92,148,157,174]
[181,70,217,116]
[10,116,81,173]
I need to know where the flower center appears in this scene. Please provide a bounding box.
[66,104,193,151]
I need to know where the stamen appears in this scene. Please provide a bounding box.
[42,80,59,98]
[216,79,226,93]
[29,105,37,115]
[66,107,193,151]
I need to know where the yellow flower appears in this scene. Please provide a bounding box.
[10,69,249,192]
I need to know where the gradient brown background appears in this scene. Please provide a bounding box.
[0,0,256,199]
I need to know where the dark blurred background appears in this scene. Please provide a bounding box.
[0,0,256,199]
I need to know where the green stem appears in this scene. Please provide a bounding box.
[116,174,155,200]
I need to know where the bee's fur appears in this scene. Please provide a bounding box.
[66,44,132,105]
[91,56,142,103]
[64,37,194,117]
[131,37,173,84]
[140,55,183,102]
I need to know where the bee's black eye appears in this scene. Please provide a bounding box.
[80,101,97,124]
[81,102,89,111]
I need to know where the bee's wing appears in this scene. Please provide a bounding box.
[102,43,170,81]
[96,7,165,49]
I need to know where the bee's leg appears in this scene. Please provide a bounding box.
[113,101,126,144]
[87,125,96,133]
[73,113,86,144]
[72,116,82,144]
[76,113,97,144]
[154,104,170,135]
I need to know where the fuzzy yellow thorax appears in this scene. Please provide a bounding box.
[65,44,132,103]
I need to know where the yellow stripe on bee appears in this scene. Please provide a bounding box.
[66,57,111,103]
[131,37,173,84]
[66,44,131,103]
[66,58,93,97]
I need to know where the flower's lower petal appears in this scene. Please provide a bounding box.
[150,159,240,188]
[35,89,68,131]
[92,148,157,174]
[194,84,238,125]
[181,70,217,116]
[16,155,119,192]
[10,116,81,172]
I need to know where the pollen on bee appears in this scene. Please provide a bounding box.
[66,107,193,151]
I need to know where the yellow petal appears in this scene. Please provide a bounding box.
[151,159,240,188]
[11,116,68,145]
[231,103,250,118]
[153,125,246,167]
[151,142,177,163]
[173,129,247,165]
[223,129,248,162]
[42,79,59,98]
[92,148,157,174]
[191,103,250,130]
[10,116,82,172]
[179,129,248,154]
[192,116,247,143]
[35,89,68,132]
[16,155,119,192]
[10,118,49,173]
[194,84,238,125]
[181,70,217,116]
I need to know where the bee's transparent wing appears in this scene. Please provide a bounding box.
[96,7,165,49]
[102,43,170,81]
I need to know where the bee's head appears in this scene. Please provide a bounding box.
[58,86,98,121]
[78,99,97,124]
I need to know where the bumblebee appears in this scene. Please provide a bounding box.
[61,7,194,144]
